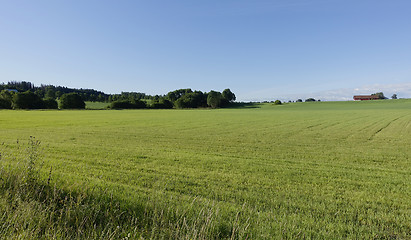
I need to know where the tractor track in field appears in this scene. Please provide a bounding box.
[368,116,402,141]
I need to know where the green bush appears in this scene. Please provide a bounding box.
[0,90,14,109]
[151,99,173,109]
[12,91,45,109]
[110,100,146,109]
[131,100,147,109]
[60,93,85,109]
[274,100,282,105]
[175,92,207,109]
[0,98,12,109]
[43,98,58,109]
[207,91,222,108]
[111,100,134,109]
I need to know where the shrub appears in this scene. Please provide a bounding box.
[0,98,12,109]
[110,100,147,109]
[175,92,207,109]
[111,100,133,109]
[132,100,147,109]
[207,91,222,108]
[43,98,58,109]
[60,93,85,109]
[0,90,14,109]
[13,91,45,109]
[274,100,282,105]
[151,99,173,109]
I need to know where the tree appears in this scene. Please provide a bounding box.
[12,91,45,109]
[0,90,15,108]
[6,81,34,92]
[296,99,303,102]
[161,99,173,109]
[55,91,62,98]
[175,91,207,108]
[110,100,146,109]
[371,92,386,99]
[222,88,236,102]
[274,100,282,105]
[45,88,56,99]
[0,98,11,109]
[391,94,397,99]
[60,93,85,109]
[34,89,45,98]
[111,100,133,109]
[0,90,15,103]
[130,100,147,109]
[166,89,192,102]
[207,91,222,108]
[43,98,58,109]
[305,98,316,102]
[151,99,173,109]
[97,94,105,102]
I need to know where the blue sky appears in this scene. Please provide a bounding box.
[1,0,411,101]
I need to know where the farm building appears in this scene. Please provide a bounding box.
[353,95,380,101]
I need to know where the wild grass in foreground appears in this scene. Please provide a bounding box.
[0,138,138,239]
[0,138,251,239]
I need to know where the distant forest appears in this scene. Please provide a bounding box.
[1,81,112,102]
[0,81,236,109]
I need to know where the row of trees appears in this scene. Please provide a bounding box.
[1,81,110,102]
[1,82,236,109]
[110,99,173,109]
[166,88,235,109]
[1,81,237,110]
[110,88,236,109]
[294,98,320,102]
[0,90,85,109]
[372,92,398,100]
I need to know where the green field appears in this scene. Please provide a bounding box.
[1,100,410,239]
[85,101,110,109]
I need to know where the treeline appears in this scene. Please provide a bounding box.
[1,81,110,102]
[109,88,236,109]
[0,81,236,110]
[0,90,86,110]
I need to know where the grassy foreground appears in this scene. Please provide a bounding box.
[0,100,410,239]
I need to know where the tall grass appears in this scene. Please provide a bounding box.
[0,138,252,239]
[0,137,137,239]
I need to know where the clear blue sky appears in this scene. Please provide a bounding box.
[1,0,411,101]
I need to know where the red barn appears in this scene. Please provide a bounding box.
[353,95,380,101]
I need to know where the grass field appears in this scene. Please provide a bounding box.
[85,101,110,109]
[0,100,410,239]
